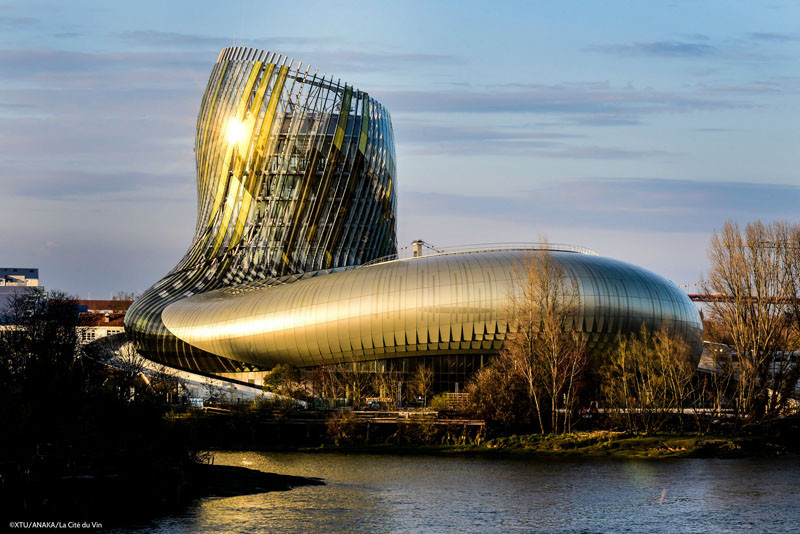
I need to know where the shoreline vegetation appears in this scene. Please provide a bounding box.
[182,408,800,460]
[238,430,791,460]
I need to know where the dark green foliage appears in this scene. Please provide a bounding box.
[262,363,305,399]
[0,288,200,524]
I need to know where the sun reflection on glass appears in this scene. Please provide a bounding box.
[226,118,246,146]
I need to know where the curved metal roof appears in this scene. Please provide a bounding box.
[162,249,702,368]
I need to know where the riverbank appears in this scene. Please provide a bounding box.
[2,459,324,527]
[194,463,324,498]
[221,430,796,459]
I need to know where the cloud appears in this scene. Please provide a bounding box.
[0,48,213,90]
[678,33,711,42]
[0,15,37,28]
[378,82,748,125]
[115,31,459,72]
[705,84,777,93]
[588,38,779,62]
[400,179,800,233]
[118,30,235,49]
[2,168,190,201]
[396,121,580,143]
[118,30,335,50]
[394,120,675,159]
[542,147,675,159]
[589,41,718,58]
[748,32,800,42]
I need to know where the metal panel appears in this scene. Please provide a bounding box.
[161,249,703,369]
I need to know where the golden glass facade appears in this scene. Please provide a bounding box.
[124,47,396,372]
[125,47,702,375]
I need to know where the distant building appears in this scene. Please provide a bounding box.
[78,312,126,345]
[0,267,39,312]
[0,267,39,287]
[75,299,133,314]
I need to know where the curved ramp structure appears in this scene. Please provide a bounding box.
[126,47,702,375]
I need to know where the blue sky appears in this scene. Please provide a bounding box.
[1,1,798,297]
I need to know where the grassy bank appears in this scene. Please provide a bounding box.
[230,430,794,459]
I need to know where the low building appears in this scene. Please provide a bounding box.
[78,312,126,345]
[76,299,133,314]
[0,267,40,313]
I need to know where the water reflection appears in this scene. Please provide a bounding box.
[114,452,800,533]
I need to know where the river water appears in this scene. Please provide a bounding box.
[113,451,800,533]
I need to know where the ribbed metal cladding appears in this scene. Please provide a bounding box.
[161,249,703,369]
[125,47,397,372]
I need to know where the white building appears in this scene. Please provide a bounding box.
[0,267,40,312]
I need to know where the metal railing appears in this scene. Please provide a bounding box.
[358,242,598,268]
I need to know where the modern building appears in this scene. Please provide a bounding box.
[0,268,40,313]
[125,47,702,388]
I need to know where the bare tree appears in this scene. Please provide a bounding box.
[147,362,185,405]
[503,245,588,434]
[319,358,375,408]
[602,325,698,434]
[654,327,697,432]
[409,364,434,407]
[112,291,140,301]
[111,343,148,402]
[703,220,800,423]
[466,355,530,431]
[372,365,401,407]
[693,342,736,432]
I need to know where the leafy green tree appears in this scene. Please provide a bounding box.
[263,363,303,399]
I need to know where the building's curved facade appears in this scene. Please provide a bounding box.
[125,47,702,377]
[161,249,701,369]
[125,47,397,372]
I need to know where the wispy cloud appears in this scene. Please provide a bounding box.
[118,30,335,50]
[748,32,800,42]
[589,41,718,58]
[401,179,800,233]
[678,33,711,42]
[115,30,460,72]
[0,48,213,90]
[394,119,677,159]
[588,37,781,62]
[53,32,83,39]
[379,82,748,125]
[396,121,580,143]
[0,15,37,28]
[3,168,189,200]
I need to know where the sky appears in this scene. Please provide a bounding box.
[1,0,799,298]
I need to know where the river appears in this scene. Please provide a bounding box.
[112,451,800,533]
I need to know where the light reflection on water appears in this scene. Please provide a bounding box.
[113,452,800,533]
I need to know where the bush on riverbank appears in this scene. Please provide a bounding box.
[0,291,221,524]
